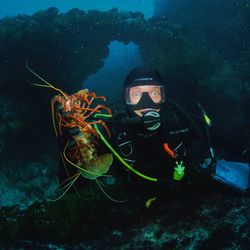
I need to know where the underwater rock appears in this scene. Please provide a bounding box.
[0,184,249,249]
[0,157,58,210]
[154,0,250,75]
[0,7,186,91]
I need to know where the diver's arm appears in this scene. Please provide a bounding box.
[53,106,82,182]
[189,105,216,176]
[162,101,214,170]
[188,137,216,176]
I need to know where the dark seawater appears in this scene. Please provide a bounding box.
[0,0,249,249]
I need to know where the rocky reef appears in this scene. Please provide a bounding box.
[0,7,186,172]
[1,182,250,249]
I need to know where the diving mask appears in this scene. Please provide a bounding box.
[125,85,166,105]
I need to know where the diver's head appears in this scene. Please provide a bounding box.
[124,66,166,117]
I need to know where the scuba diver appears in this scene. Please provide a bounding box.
[100,66,216,196]
[57,66,250,202]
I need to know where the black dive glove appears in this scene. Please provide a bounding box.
[198,157,216,176]
[56,110,81,150]
[241,147,250,163]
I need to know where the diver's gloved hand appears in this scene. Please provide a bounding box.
[68,127,81,137]
[57,127,79,150]
[241,147,250,163]
[56,109,81,150]
[198,157,216,176]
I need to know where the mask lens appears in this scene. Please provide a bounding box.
[125,85,165,105]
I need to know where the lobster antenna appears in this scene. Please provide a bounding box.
[26,60,67,98]
[50,99,59,137]
[60,152,81,197]
[48,173,80,202]
[95,178,127,203]
[58,172,80,188]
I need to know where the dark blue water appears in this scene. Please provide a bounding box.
[84,41,142,102]
[0,0,154,18]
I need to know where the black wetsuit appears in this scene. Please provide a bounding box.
[105,99,213,196]
[57,97,213,197]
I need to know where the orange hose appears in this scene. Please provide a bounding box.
[163,143,177,159]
